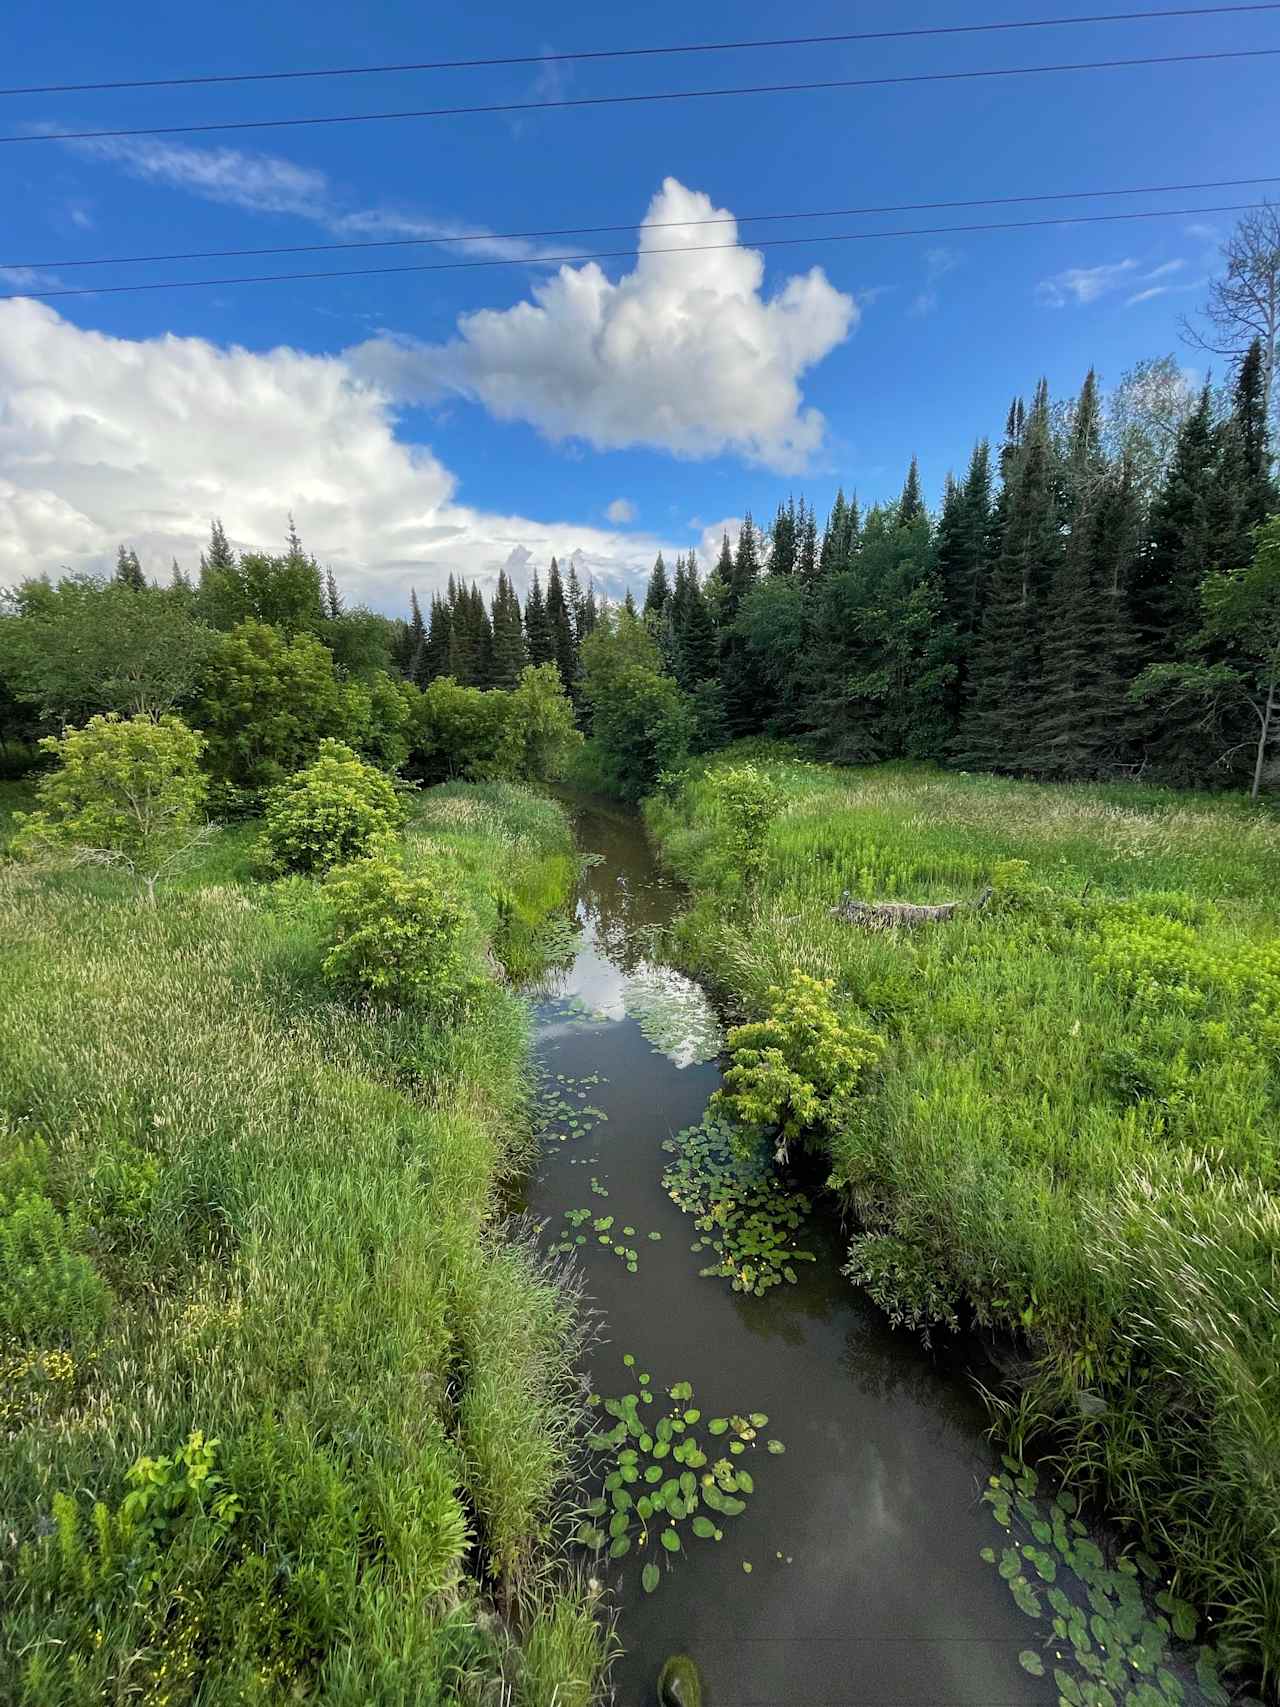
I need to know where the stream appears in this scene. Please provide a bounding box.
[524,795,1056,1707]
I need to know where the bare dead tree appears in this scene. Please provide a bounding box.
[1180,201,1280,446]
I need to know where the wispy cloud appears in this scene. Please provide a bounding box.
[69,135,552,263]
[1038,254,1190,309]
[605,498,636,524]
[1183,221,1219,242]
[908,245,962,317]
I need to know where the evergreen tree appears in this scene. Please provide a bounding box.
[546,557,578,696]
[566,561,587,641]
[490,570,529,689]
[470,583,495,686]
[769,497,798,575]
[936,440,994,731]
[623,588,639,619]
[720,515,766,736]
[203,519,235,572]
[403,589,427,678]
[170,558,190,591]
[958,386,1061,771]
[525,571,556,666]
[1132,386,1220,662]
[581,582,599,639]
[421,594,452,685]
[115,546,146,590]
[898,457,924,525]
[324,567,343,620]
[644,552,671,620]
[797,500,819,583]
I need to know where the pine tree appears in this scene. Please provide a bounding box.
[898,456,924,524]
[115,546,146,590]
[720,515,766,736]
[936,440,994,732]
[623,588,639,618]
[769,498,798,574]
[323,567,343,620]
[566,560,587,641]
[1132,385,1219,662]
[546,557,578,695]
[643,552,671,620]
[170,558,190,591]
[471,583,495,686]
[421,594,452,685]
[581,582,599,639]
[525,571,556,666]
[403,588,427,677]
[203,519,235,572]
[797,500,818,582]
[490,570,529,689]
[958,386,1061,771]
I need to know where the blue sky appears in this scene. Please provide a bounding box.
[1,0,1275,608]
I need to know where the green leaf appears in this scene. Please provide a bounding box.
[609,1535,631,1558]
[660,1528,681,1553]
[1054,1670,1083,1706]
[1019,1651,1046,1677]
[708,1418,728,1435]
[692,1516,716,1538]
[766,1439,785,1454]
[642,1562,660,1594]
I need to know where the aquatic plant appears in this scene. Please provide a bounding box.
[662,1113,814,1296]
[577,1360,781,1597]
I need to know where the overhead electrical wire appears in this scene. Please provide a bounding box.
[7,175,1277,273]
[2,200,1265,301]
[3,4,1276,97]
[7,48,1279,146]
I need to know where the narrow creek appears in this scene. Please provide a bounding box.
[523,795,1054,1706]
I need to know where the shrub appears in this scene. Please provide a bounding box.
[259,739,406,876]
[711,971,884,1160]
[705,762,782,891]
[12,713,208,901]
[322,853,479,1010]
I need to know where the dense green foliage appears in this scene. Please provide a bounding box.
[0,782,608,1705]
[13,714,208,901]
[259,739,406,875]
[322,852,478,1010]
[650,753,1280,1684]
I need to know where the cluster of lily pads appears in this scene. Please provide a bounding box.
[661,1113,815,1296]
[576,1358,784,1595]
[982,1459,1249,1707]
[622,964,724,1068]
[548,1208,663,1272]
[534,1073,609,1145]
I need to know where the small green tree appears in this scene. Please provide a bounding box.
[705,762,782,891]
[410,677,513,783]
[322,854,478,1010]
[258,740,406,876]
[712,973,884,1162]
[500,663,582,781]
[13,714,208,902]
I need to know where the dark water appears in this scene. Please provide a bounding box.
[526,797,1052,1707]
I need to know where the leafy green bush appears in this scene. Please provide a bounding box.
[712,972,884,1159]
[259,739,406,876]
[322,853,479,1009]
[12,713,207,901]
[705,762,782,891]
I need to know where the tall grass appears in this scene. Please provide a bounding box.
[648,753,1280,1688]
[0,782,609,1703]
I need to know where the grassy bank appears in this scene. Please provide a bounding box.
[0,781,608,1705]
[648,753,1280,1686]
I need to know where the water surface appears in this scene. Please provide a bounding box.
[526,796,1052,1706]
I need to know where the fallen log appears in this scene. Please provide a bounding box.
[830,884,993,930]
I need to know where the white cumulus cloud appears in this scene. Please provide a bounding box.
[348,177,857,473]
[0,300,685,608]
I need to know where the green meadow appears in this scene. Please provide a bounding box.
[0,780,608,1706]
[648,753,1280,1686]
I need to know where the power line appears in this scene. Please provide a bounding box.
[3,200,1263,301]
[3,4,1276,97]
[8,48,1279,146]
[7,175,1276,273]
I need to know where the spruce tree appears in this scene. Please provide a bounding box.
[1132,386,1219,663]
[421,594,452,684]
[797,501,818,582]
[546,557,578,695]
[898,456,924,524]
[403,589,427,678]
[490,570,529,689]
[203,519,235,572]
[581,583,599,639]
[525,571,556,666]
[566,560,587,640]
[958,386,1060,772]
[115,546,146,590]
[770,498,798,574]
[936,440,994,732]
[324,567,343,620]
[644,552,671,620]
[720,515,765,736]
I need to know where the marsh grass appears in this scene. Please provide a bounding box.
[648,754,1280,1689]
[0,781,608,1703]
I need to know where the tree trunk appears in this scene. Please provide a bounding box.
[1251,680,1277,800]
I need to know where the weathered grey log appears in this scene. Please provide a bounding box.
[829,884,993,930]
